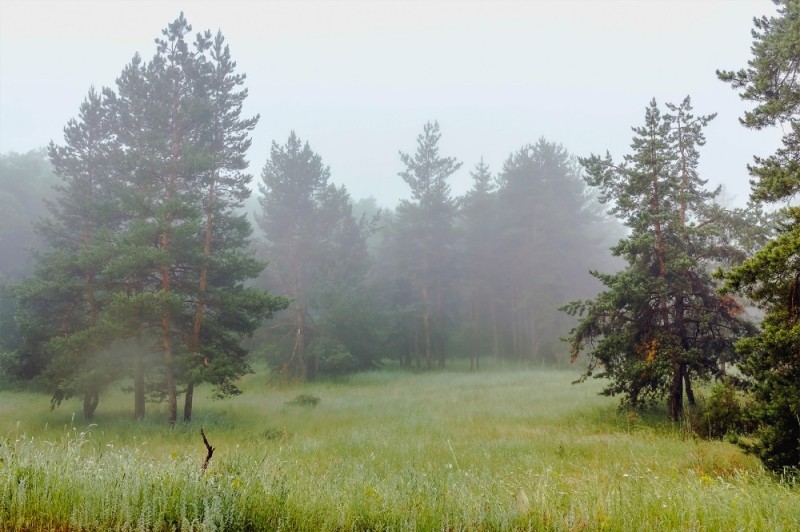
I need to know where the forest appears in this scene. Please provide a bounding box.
[1,2,800,529]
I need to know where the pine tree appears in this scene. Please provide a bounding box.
[458,158,499,368]
[15,14,284,425]
[395,121,462,368]
[718,0,800,472]
[256,132,364,380]
[494,139,599,364]
[13,88,121,420]
[564,98,754,420]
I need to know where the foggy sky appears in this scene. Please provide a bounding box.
[0,0,781,207]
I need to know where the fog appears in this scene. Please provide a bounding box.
[0,0,780,207]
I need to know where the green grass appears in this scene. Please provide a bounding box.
[1,367,798,530]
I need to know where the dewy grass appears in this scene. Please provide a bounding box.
[1,369,799,530]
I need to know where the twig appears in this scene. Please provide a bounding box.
[200,428,215,473]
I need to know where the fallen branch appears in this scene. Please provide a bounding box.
[200,428,215,473]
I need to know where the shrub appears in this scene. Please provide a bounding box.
[692,381,750,440]
[285,393,320,407]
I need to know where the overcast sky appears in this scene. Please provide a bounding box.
[0,0,781,207]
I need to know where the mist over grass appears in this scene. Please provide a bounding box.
[1,367,799,530]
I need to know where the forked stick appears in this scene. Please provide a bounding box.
[200,428,215,472]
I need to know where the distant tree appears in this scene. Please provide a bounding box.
[458,158,499,368]
[494,139,604,364]
[564,98,757,421]
[256,132,369,379]
[0,149,57,364]
[0,149,56,280]
[718,0,800,472]
[393,121,462,368]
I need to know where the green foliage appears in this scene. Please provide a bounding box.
[312,338,360,376]
[689,381,750,440]
[285,393,321,407]
[10,14,285,425]
[564,97,759,421]
[256,132,372,380]
[718,0,800,474]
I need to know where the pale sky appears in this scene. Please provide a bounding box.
[0,0,781,207]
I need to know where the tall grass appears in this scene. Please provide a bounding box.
[1,368,798,530]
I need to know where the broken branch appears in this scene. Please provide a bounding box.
[200,427,215,472]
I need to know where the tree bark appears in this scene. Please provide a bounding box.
[669,362,684,421]
[83,391,99,421]
[134,348,145,420]
[183,381,194,422]
[421,286,432,369]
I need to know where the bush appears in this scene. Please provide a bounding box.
[691,381,750,440]
[313,338,360,376]
[285,393,320,407]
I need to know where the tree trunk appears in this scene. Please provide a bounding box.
[669,362,684,421]
[421,286,432,369]
[83,391,99,421]
[163,313,177,427]
[490,301,499,362]
[183,380,194,422]
[134,348,145,420]
[186,177,216,423]
[684,370,696,406]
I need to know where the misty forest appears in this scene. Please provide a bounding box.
[2,3,800,530]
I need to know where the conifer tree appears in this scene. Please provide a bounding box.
[395,121,462,368]
[564,98,754,420]
[256,132,365,380]
[15,14,284,425]
[495,139,598,363]
[13,88,120,420]
[718,0,800,471]
[458,159,499,368]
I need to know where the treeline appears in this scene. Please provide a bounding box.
[251,126,621,380]
[0,14,619,425]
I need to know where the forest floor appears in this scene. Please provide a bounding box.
[1,364,798,530]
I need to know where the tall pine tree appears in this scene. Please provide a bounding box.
[564,98,754,420]
[718,0,800,471]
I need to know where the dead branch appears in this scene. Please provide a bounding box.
[200,428,215,473]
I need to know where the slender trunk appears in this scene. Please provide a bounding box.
[490,301,499,362]
[511,309,519,361]
[669,362,684,421]
[414,329,420,369]
[470,298,477,371]
[292,303,307,379]
[684,370,696,406]
[83,391,99,421]
[160,212,177,426]
[134,348,145,420]
[162,61,183,428]
[183,381,194,422]
[163,310,177,427]
[186,177,216,422]
[421,286,432,369]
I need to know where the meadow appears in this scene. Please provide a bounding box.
[1,365,799,531]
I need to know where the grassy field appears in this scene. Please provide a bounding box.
[1,365,798,530]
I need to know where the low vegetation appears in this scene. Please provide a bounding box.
[1,367,798,530]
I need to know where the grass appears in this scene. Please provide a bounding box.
[1,366,799,530]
